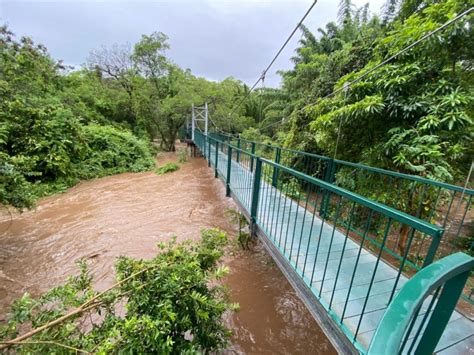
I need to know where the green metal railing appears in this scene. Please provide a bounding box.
[200,130,474,302]
[368,252,474,354]
[193,130,473,353]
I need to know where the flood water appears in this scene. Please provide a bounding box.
[0,152,335,354]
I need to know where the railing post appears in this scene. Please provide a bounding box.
[415,268,470,354]
[423,229,443,267]
[272,147,281,187]
[215,141,219,178]
[226,146,232,197]
[208,139,211,167]
[250,142,256,172]
[319,158,335,217]
[250,157,262,236]
[236,138,241,163]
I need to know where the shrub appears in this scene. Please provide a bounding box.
[0,229,237,353]
[79,124,155,178]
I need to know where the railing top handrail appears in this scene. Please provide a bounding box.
[206,135,259,158]
[368,252,474,354]
[333,159,474,195]
[203,131,473,196]
[261,157,444,237]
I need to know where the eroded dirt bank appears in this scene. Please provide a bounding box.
[0,152,335,354]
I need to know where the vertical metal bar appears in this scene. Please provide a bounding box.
[319,158,335,217]
[416,271,470,354]
[442,190,456,228]
[226,146,232,197]
[274,171,285,247]
[354,217,392,341]
[283,178,297,254]
[289,178,303,260]
[250,157,262,235]
[191,103,195,141]
[270,173,281,243]
[423,228,443,267]
[260,163,270,230]
[263,164,274,235]
[454,195,471,240]
[428,186,442,222]
[415,184,428,219]
[250,142,256,172]
[303,190,319,276]
[296,183,312,268]
[310,190,329,285]
[208,139,211,167]
[341,210,373,322]
[236,138,241,163]
[319,195,344,297]
[388,227,417,304]
[330,201,356,309]
[272,147,281,187]
[278,173,292,249]
[400,304,423,352]
[204,102,208,135]
[405,286,442,354]
[214,141,219,178]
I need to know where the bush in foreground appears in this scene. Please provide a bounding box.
[0,228,236,353]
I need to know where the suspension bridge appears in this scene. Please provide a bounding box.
[180,3,474,353]
[184,116,473,354]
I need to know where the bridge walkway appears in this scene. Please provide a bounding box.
[207,141,473,354]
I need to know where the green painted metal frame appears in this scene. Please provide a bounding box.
[211,131,474,195]
[193,131,471,353]
[368,252,474,354]
[261,158,442,238]
[193,131,462,352]
[202,130,474,302]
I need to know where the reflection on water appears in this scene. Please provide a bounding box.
[0,152,335,354]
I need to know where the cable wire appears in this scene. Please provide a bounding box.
[264,6,473,131]
[318,6,473,102]
[228,0,318,117]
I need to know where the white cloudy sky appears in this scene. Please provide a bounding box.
[0,0,385,87]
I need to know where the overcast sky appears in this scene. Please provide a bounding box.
[1,0,385,87]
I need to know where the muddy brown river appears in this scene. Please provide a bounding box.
[0,152,335,354]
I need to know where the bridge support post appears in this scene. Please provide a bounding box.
[250,142,256,172]
[236,138,241,163]
[226,146,232,197]
[250,157,262,236]
[215,141,219,178]
[272,147,281,187]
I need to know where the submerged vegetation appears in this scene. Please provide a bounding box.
[155,162,180,175]
[0,229,236,353]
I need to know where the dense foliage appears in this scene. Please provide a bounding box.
[0,228,236,353]
[0,25,261,209]
[241,0,473,185]
[0,27,155,209]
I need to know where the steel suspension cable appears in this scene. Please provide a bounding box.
[262,6,474,132]
[228,0,318,118]
[318,6,473,102]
